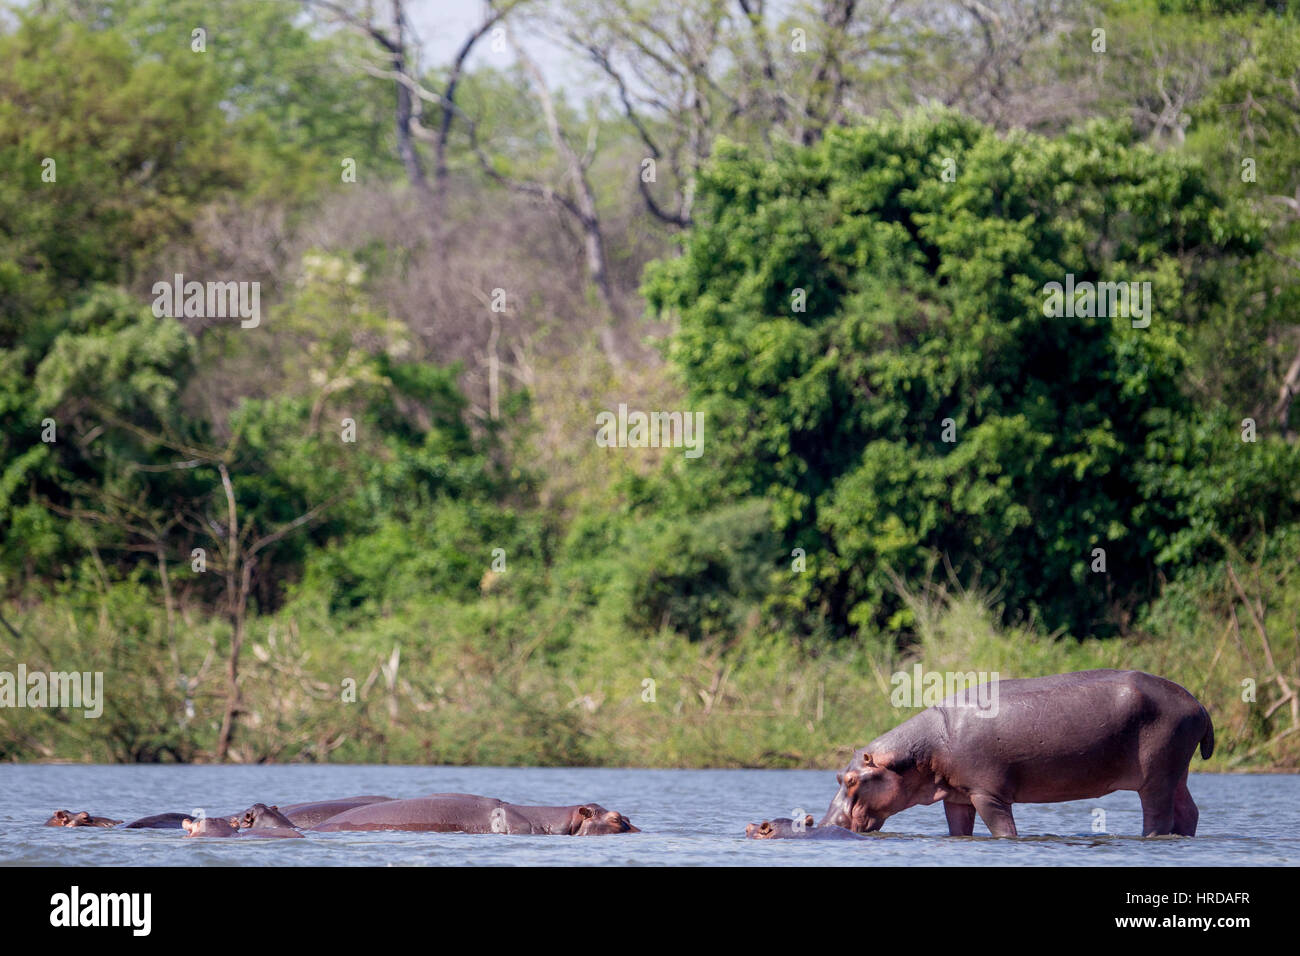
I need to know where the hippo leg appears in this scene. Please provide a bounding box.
[970,792,1018,837]
[1138,781,1178,836]
[1172,777,1199,837]
[944,801,976,836]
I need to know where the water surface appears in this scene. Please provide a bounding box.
[3,766,1295,865]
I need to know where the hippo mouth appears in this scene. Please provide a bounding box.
[849,804,884,834]
[819,791,852,829]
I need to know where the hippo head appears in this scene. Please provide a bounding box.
[745,815,814,839]
[235,803,296,830]
[45,809,120,828]
[182,816,239,838]
[571,804,640,835]
[820,748,915,833]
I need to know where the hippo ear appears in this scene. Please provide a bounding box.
[862,753,876,767]
[804,815,815,828]
[873,751,914,774]
[578,806,594,819]
[75,812,91,823]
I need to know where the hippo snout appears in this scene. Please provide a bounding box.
[573,805,640,835]
[818,807,849,828]
[819,787,852,829]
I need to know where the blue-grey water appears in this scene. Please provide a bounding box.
[3,766,1296,865]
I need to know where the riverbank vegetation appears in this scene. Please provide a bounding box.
[1,0,1298,768]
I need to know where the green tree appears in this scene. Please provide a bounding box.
[645,109,1267,638]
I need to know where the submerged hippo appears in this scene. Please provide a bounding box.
[312,793,639,835]
[123,813,194,830]
[278,795,393,828]
[182,813,303,839]
[745,816,867,840]
[124,807,243,829]
[235,826,303,839]
[234,803,298,830]
[44,810,122,828]
[820,669,1214,838]
[182,816,241,838]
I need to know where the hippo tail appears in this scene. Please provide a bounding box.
[1199,706,1215,760]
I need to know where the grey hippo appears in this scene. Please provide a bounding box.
[44,810,122,828]
[819,669,1214,837]
[745,815,867,840]
[311,793,639,834]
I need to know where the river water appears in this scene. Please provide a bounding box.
[3,765,1296,866]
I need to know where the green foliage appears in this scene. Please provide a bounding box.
[48,0,397,196]
[1137,406,1300,566]
[2,2,1299,769]
[0,13,250,331]
[611,499,775,642]
[646,109,1266,637]
[1182,19,1300,415]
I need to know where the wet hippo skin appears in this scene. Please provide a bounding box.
[820,669,1215,837]
[234,803,299,830]
[44,810,122,828]
[182,816,241,838]
[312,793,639,834]
[278,796,394,828]
[182,814,303,839]
[745,816,867,840]
[123,813,195,829]
[128,809,243,829]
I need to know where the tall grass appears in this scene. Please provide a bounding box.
[4,543,1296,768]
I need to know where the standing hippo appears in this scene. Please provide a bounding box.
[278,796,393,828]
[44,810,122,828]
[820,669,1214,837]
[745,816,867,840]
[312,793,639,835]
